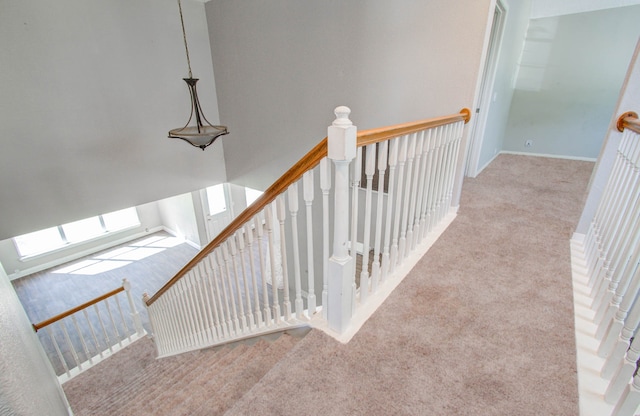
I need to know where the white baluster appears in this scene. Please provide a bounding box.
[265,203,282,324]
[410,131,426,250]
[381,138,399,282]
[113,293,131,341]
[390,135,408,272]
[244,223,263,327]
[183,273,204,346]
[71,314,92,364]
[601,293,640,378]
[207,254,229,338]
[288,181,304,319]
[255,214,272,325]
[327,106,356,333]
[427,126,444,233]
[60,320,82,370]
[46,326,69,377]
[194,264,216,342]
[420,128,436,240]
[371,141,388,293]
[611,374,640,416]
[320,157,331,320]
[236,231,256,330]
[82,309,101,357]
[218,247,240,335]
[201,261,223,340]
[596,235,640,341]
[104,298,123,347]
[93,304,112,353]
[304,170,317,316]
[277,195,292,321]
[228,237,249,333]
[605,334,640,404]
[350,146,362,313]
[399,133,417,260]
[360,144,376,303]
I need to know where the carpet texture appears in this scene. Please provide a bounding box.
[63,333,300,415]
[226,154,593,415]
[63,154,593,415]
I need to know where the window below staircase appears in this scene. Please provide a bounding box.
[14,207,140,258]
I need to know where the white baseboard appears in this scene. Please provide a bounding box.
[500,150,597,162]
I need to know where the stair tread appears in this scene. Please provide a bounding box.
[166,339,278,416]
[65,331,303,416]
[191,334,299,416]
[124,343,250,415]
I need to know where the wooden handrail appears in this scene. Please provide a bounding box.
[617,111,640,134]
[145,108,471,306]
[33,285,125,332]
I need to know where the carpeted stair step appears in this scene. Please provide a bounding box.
[146,342,257,415]
[192,333,299,416]
[64,331,303,416]
[83,343,224,416]
[97,344,214,414]
[158,339,273,416]
[123,343,249,415]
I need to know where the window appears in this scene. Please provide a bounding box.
[13,207,140,258]
[206,184,227,216]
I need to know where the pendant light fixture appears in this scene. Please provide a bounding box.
[169,0,228,150]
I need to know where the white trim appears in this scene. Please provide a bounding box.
[500,150,597,162]
[310,207,458,344]
[475,151,501,176]
[161,226,201,250]
[9,226,165,280]
[570,234,615,416]
[466,0,507,178]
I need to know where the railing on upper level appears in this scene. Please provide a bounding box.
[33,278,145,383]
[571,111,640,416]
[144,106,471,357]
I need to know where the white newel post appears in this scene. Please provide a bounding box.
[327,106,356,333]
[123,278,144,336]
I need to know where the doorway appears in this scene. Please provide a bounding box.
[465,0,507,177]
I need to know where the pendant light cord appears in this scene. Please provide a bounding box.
[177,0,193,78]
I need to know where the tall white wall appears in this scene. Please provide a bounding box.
[502,6,640,159]
[206,0,492,191]
[576,39,640,234]
[0,0,227,241]
[0,263,69,415]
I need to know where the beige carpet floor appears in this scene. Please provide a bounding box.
[63,154,594,415]
[226,154,593,415]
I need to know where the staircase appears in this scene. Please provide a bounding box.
[62,331,304,415]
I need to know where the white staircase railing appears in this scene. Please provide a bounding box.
[571,111,640,416]
[33,278,145,383]
[144,106,470,357]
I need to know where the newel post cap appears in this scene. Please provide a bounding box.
[328,106,357,161]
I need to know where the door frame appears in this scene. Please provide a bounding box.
[465,0,507,177]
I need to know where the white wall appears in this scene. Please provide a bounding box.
[474,0,533,173]
[206,0,492,192]
[157,193,201,248]
[0,0,227,241]
[0,263,70,415]
[502,6,640,159]
[576,39,640,234]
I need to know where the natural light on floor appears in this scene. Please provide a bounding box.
[52,235,183,275]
